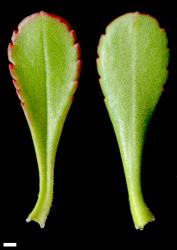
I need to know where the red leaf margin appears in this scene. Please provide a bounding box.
[8,11,82,107]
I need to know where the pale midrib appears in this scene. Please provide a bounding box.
[42,19,49,174]
[129,20,137,176]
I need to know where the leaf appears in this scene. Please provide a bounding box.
[97,12,169,229]
[8,11,81,228]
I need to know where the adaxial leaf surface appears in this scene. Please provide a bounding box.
[97,12,169,229]
[8,11,81,228]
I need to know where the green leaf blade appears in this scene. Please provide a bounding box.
[8,11,81,228]
[97,12,169,229]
